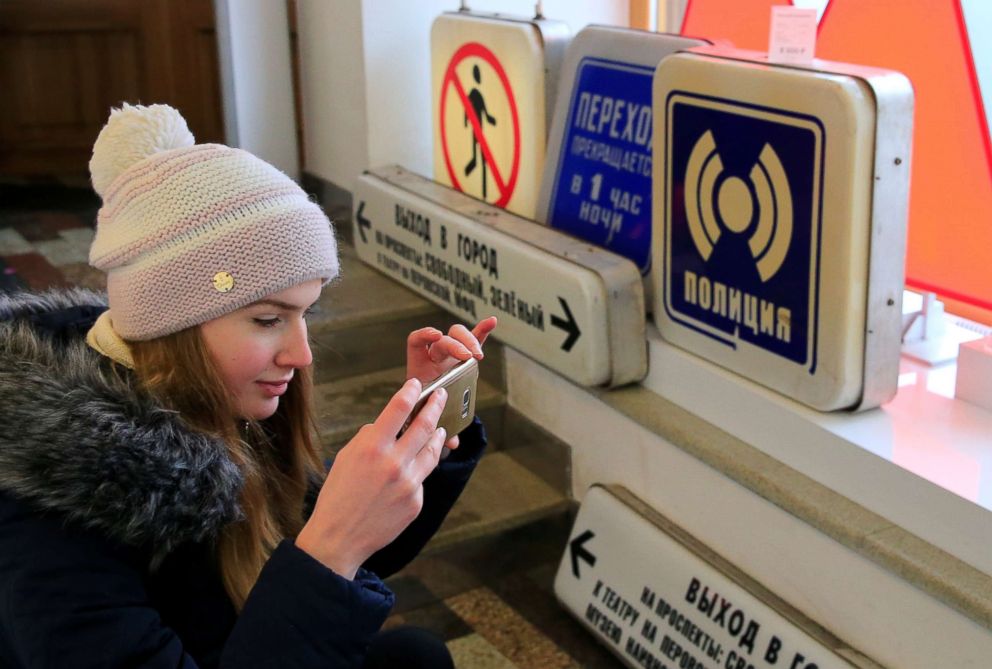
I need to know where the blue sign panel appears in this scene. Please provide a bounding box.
[663,92,825,370]
[548,58,655,274]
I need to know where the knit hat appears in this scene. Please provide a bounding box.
[88,103,338,340]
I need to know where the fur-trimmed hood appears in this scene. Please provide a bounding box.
[0,289,243,563]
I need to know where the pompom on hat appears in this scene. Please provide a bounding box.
[88,103,338,340]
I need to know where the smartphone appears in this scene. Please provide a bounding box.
[402,357,479,441]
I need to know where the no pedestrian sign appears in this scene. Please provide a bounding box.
[352,165,647,388]
[440,42,521,209]
[431,12,556,219]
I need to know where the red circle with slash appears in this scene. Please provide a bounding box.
[439,42,521,208]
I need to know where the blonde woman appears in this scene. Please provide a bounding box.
[0,104,496,668]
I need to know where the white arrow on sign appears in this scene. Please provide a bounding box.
[352,165,646,388]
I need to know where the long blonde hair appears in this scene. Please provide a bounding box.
[130,327,323,610]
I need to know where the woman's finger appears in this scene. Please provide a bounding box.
[429,335,473,363]
[407,327,442,360]
[371,378,422,443]
[448,323,484,358]
[397,387,447,458]
[471,316,498,347]
[413,426,448,478]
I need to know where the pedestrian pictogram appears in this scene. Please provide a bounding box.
[439,42,521,208]
[463,64,498,198]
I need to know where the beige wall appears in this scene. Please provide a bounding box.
[297,0,369,190]
[215,0,299,178]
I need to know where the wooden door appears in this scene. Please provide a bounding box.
[0,0,224,179]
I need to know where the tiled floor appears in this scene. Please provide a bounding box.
[0,183,104,294]
[387,514,623,668]
[0,182,624,668]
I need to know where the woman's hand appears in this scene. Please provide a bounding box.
[405,317,497,384]
[295,378,449,579]
[404,317,497,452]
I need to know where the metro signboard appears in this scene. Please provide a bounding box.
[547,58,656,273]
[555,486,856,669]
[353,165,646,388]
[653,48,912,411]
[431,11,570,219]
[538,26,706,290]
[664,94,824,370]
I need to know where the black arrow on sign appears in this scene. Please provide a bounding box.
[356,201,371,244]
[551,296,581,352]
[570,529,597,578]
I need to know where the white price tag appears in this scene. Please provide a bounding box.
[768,7,817,64]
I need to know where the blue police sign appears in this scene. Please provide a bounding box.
[548,58,655,274]
[662,92,825,370]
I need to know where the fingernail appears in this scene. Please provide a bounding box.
[437,428,447,440]
[438,388,447,399]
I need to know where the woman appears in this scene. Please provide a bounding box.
[0,104,496,667]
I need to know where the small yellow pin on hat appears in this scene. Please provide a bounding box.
[212,271,235,293]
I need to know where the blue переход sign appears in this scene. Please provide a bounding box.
[548,58,656,274]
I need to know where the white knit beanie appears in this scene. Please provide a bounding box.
[88,103,339,340]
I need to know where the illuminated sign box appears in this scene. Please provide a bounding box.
[653,47,913,411]
[536,26,706,299]
[431,11,570,219]
[353,165,647,388]
[555,486,857,669]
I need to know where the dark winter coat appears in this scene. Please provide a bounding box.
[0,289,487,668]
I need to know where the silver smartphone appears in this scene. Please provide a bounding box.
[403,357,479,440]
